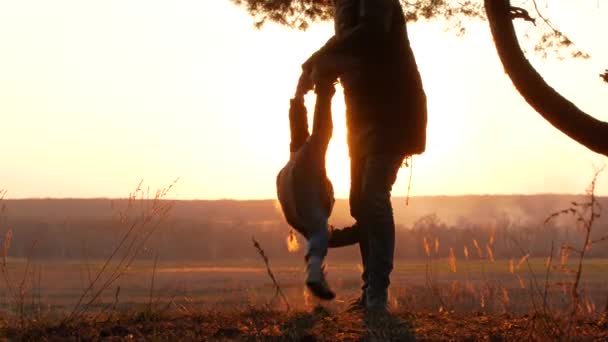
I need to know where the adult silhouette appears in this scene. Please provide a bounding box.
[298,0,427,311]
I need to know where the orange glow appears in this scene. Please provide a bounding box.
[0,1,606,199]
[286,230,300,253]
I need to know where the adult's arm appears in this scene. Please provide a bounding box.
[303,0,395,72]
[310,82,335,150]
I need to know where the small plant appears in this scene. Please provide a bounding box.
[0,190,41,331]
[545,166,606,339]
[422,236,447,311]
[252,236,290,311]
[66,179,178,322]
[506,166,606,339]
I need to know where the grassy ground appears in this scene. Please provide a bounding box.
[2,258,607,312]
[1,258,608,340]
[5,307,608,341]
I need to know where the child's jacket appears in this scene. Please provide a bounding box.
[276,86,335,237]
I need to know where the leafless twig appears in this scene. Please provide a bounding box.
[66,179,178,323]
[542,241,554,315]
[148,253,159,313]
[252,236,290,311]
[544,166,605,339]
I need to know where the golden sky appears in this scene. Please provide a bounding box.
[0,0,606,199]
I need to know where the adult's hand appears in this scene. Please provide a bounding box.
[295,70,314,99]
[310,54,361,85]
[310,61,338,85]
[314,78,337,97]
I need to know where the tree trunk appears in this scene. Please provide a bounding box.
[484,0,608,157]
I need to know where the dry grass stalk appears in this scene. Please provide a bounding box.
[448,248,457,273]
[560,244,570,268]
[423,236,447,310]
[502,287,510,305]
[485,244,495,263]
[0,197,20,320]
[544,166,606,339]
[0,189,6,220]
[585,298,595,315]
[516,274,525,289]
[516,254,529,270]
[148,252,159,313]
[17,239,38,329]
[252,237,290,311]
[542,241,555,317]
[505,167,606,341]
[2,229,12,267]
[472,239,483,258]
[67,179,178,322]
[434,237,439,256]
[508,237,564,337]
[81,238,93,286]
[0,190,42,329]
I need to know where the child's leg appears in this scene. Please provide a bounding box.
[297,184,330,259]
[292,143,330,258]
[306,218,329,260]
[298,195,335,300]
[305,226,335,300]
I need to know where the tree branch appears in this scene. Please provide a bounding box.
[484,0,608,157]
[509,6,535,24]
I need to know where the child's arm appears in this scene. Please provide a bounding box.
[289,78,335,153]
[309,80,336,150]
[289,97,310,153]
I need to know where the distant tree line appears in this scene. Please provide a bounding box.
[2,210,607,262]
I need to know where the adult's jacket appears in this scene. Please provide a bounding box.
[304,0,427,158]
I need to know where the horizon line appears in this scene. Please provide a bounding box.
[2,192,599,201]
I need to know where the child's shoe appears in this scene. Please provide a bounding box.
[305,256,335,300]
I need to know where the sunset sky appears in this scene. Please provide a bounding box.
[1,0,607,200]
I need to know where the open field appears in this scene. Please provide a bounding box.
[2,257,608,314]
[1,258,608,340]
[1,195,608,339]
